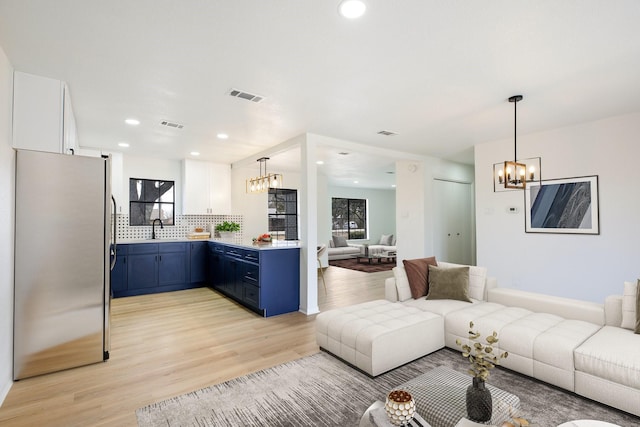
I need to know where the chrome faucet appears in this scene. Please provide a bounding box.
[151,218,164,239]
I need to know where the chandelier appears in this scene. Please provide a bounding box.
[493,95,541,191]
[246,157,283,194]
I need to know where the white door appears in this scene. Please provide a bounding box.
[433,179,473,265]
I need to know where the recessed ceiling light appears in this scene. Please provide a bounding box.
[217,133,229,139]
[125,118,140,126]
[338,0,366,19]
[190,151,200,156]
[353,180,359,184]
[391,184,396,188]
[118,142,130,148]
[316,160,324,165]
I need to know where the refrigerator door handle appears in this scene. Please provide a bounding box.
[110,195,117,271]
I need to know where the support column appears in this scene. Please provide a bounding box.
[300,135,319,315]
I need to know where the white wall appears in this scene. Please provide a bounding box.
[122,154,182,215]
[396,157,475,263]
[0,45,14,406]
[475,112,640,302]
[326,185,396,244]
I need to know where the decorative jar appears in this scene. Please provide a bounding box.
[384,389,415,426]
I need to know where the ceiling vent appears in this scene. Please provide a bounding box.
[160,120,184,129]
[377,130,398,136]
[228,88,265,103]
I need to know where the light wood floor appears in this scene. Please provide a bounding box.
[0,266,390,426]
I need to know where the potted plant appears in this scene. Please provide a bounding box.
[456,321,508,422]
[215,221,240,239]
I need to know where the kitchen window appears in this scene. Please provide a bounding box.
[332,197,367,239]
[268,188,298,240]
[129,178,175,226]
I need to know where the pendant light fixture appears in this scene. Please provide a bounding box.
[246,157,283,194]
[493,95,541,192]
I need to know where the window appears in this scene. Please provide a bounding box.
[129,178,175,226]
[268,188,298,240]
[332,197,367,239]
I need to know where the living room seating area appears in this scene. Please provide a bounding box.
[316,260,640,418]
[327,234,397,261]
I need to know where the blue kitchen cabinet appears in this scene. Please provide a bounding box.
[209,242,300,317]
[112,242,201,297]
[127,244,159,290]
[223,255,243,298]
[158,243,188,286]
[208,242,225,289]
[189,241,207,284]
[110,245,128,295]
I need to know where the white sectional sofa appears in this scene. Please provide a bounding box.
[316,261,640,418]
[327,239,362,260]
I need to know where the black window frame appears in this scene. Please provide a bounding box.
[268,188,298,240]
[129,178,175,226]
[331,197,367,240]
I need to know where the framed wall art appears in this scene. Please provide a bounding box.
[525,175,599,234]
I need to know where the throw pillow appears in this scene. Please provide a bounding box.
[402,257,437,299]
[636,279,640,334]
[392,266,413,302]
[332,235,348,248]
[426,265,472,303]
[379,234,394,246]
[621,281,638,330]
[437,261,487,301]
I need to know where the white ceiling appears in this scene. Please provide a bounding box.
[2,1,640,188]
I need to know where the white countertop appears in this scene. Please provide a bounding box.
[117,238,302,250]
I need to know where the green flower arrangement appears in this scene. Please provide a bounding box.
[456,321,508,381]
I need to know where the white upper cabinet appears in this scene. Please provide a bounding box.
[182,159,231,215]
[12,71,77,154]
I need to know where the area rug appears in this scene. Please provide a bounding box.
[329,257,395,273]
[136,348,639,427]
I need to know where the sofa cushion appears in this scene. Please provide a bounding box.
[621,280,636,329]
[379,234,394,245]
[437,262,487,301]
[427,265,471,303]
[532,319,602,391]
[392,266,413,302]
[332,235,348,247]
[403,256,437,299]
[636,286,640,334]
[447,305,530,351]
[621,280,638,330]
[574,325,640,389]
[403,297,476,317]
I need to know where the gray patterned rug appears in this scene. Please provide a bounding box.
[136,348,639,426]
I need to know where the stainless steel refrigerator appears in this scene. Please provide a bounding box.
[14,149,112,380]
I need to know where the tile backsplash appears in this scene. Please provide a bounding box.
[115,214,244,241]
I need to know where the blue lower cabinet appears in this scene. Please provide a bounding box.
[208,242,300,317]
[112,241,300,317]
[128,253,159,289]
[112,242,201,297]
[110,255,128,295]
[189,241,207,283]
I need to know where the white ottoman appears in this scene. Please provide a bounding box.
[315,300,444,376]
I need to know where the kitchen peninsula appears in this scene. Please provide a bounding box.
[111,239,301,317]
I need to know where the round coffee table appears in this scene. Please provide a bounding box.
[557,421,621,427]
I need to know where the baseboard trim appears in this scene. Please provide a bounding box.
[0,377,12,407]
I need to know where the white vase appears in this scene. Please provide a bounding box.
[219,231,235,239]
